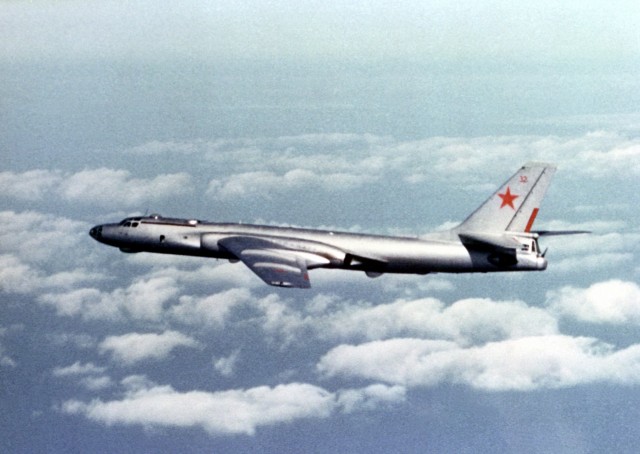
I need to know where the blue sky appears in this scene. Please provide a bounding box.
[2,1,640,453]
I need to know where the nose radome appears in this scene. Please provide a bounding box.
[89,226,102,239]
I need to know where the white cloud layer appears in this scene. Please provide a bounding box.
[39,276,180,322]
[318,335,640,391]
[62,376,405,435]
[99,331,200,365]
[251,294,558,346]
[114,131,640,202]
[62,381,328,435]
[547,280,640,325]
[2,133,640,210]
[0,169,191,207]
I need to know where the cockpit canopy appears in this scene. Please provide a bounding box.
[118,217,142,228]
[118,214,201,228]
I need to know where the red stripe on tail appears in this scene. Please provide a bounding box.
[525,208,539,232]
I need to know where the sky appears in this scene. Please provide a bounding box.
[1,1,640,453]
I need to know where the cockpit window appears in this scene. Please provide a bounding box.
[119,217,144,227]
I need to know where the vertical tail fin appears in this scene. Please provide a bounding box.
[454,162,556,234]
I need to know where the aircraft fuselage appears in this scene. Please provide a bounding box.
[90,163,576,288]
[89,214,546,277]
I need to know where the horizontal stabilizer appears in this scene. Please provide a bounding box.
[533,230,591,236]
[458,232,521,251]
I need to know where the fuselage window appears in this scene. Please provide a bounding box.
[132,222,139,227]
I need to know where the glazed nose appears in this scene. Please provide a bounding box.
[89,226,102,239]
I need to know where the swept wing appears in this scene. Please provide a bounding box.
[218,236,315,288]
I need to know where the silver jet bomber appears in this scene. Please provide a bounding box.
[89,162,586,288]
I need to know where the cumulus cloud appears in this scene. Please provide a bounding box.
[252,294,558,346]
[0,170,62,201]
[39,276,180,322]
[540,231,638,273]
[551,252,634,273]
[0,211,90,265]
[99,331,200,365]
[0,169,191,207]
[52,362,113,391]
[58,168,192,207]
[318,335,640,391]
[5,133,638,210]
[79,376,114,391]
[0,254,40,294]
[53,361,107,377]
[547,280,640,325]
[62,380,335,435]
[120,131,640,204]
[170,288,252,327]
[207,169,373,200]
[336,384,406,414]
[213,350,241,377]
[61,375,405,435]
[0,254,103,295]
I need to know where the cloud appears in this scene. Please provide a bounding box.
[336,384,406,414]
[61,374,405,436]
[0,170,62,201]
[79,376,114,392]
[0,328,16,368]
[318,335,640,391]
[0,350,16,368]
[47,333,97,350]
[541,230,638,273]
[0,254,103,295]
[170,288,252,327]
[58,168,192,207]
[213,350,241,377]
[98,331,200,365]
[0,211,90,265]
[62,380,335,436]
[119,132,640,205]
[551,253,634,273]
[547,280,640,325]
[253,294,558,346]
[0,254,40,294]
[0,169,191,207]
[52,361,113,391]
[6,133,638,211]
[52,361,107,377]
[39,276,180,322]
[207,169,373,200]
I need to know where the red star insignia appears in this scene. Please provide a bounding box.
[498,187,519,209]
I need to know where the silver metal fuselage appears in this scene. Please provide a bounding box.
[89,216,547,276]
